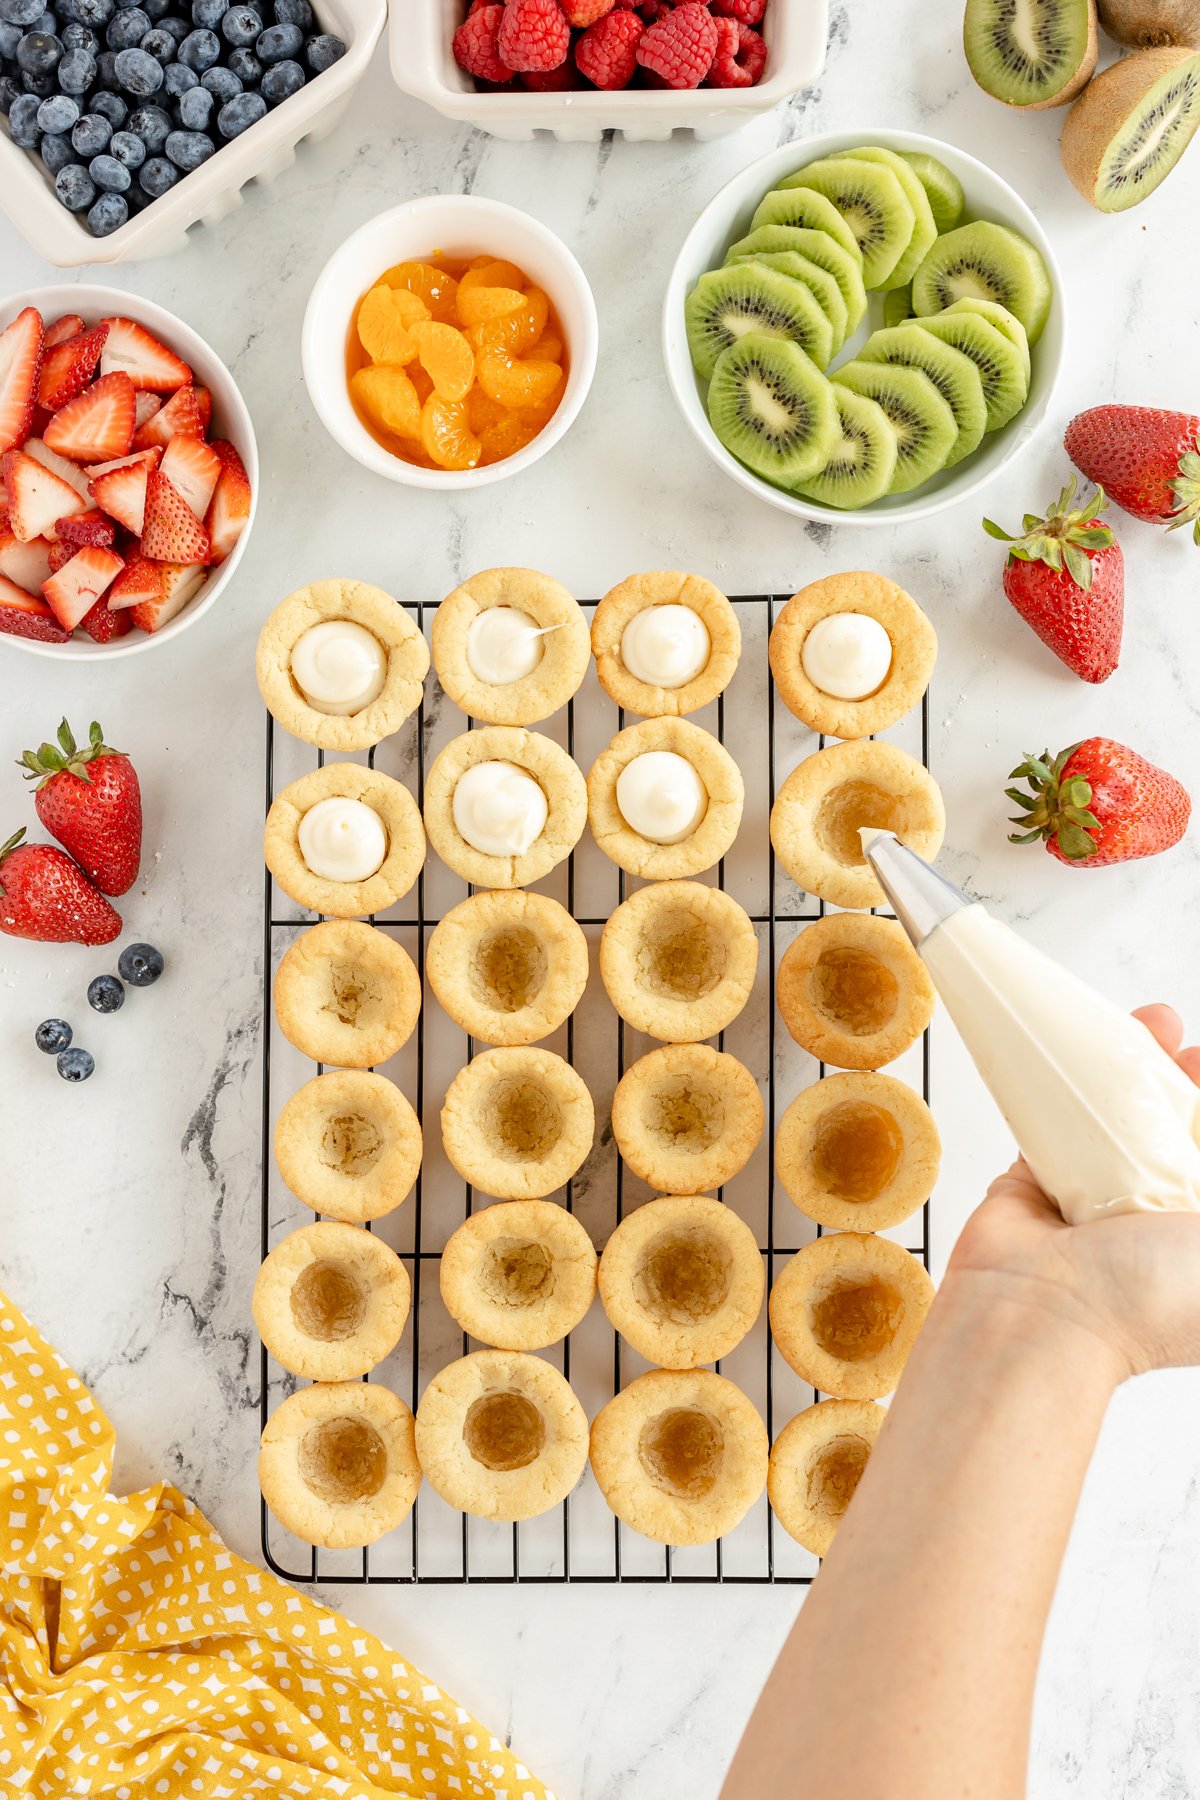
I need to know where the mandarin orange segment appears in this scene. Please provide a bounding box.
[471,287,552,358]
[420,394,482,471]
[381,260,460,322]
[351,364,423,440]
[476,351,564,410]
[456,284,526,327]
[410,320,475,403]
[531,332,564,364]
[408,363,435,404]
[459,258,526,292]
[357,285,429,364]
[478,408,551,465]
[467,386,510,434]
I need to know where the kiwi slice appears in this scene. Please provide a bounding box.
[750,187,864,263]
[913,309,1029,430]
[708,334,840,486]
[833,360,959,494]
[883,283,915,328]
[725,227,869,334]
[964,0,1098,107]
[724,251,850,349]
[911,221,1053,344]
[1097,0,1200,48]
[856,322,988,467]
[940,296,1032,385]
[792,385,899,509]
[778,158,916,289]
[685,262,835,380]
[1060,44,1200,211]
[899,151,966,231]
[841,145,938,287]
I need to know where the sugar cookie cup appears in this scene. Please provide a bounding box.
[440,1200,597,1351]
[600,880,757,1044]
[768,572,936,741]
[769,1233,934,1400]
[587,717,744,880]
[275,1069,422,1222]
[611,1044,763,1195]
[768,1398,886,1556]
[274,920,421,1069]
[427,890,588,1047]
[265,763,426,920]
[769,741,944,910]
[589,1368,768,1546]
[777,1072,941,1232]
[256,579,430,751]
[432,567,590,725]
[423,726,586,889]
[598,1195,764,1369]
[259,1382,421,1549]
[415,1349,588,1522]
[441,1047,595,1200]
[253,1220,411,1381]
[777,914,935,1071]
[591,571,741,717]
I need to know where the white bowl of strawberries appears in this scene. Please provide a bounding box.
[0,285,257,661]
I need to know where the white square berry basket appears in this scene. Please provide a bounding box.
[390,0,829,142]
[0,0,384,267]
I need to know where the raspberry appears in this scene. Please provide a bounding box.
[576,7,644,85]
[707,14,751,84]
[497,0,572,71]
[453,3,510,81]
[635,1,718,86]
[733,21,766,81]
[562,0,614,22]
[712,0,765,22]
[523,61,576,87]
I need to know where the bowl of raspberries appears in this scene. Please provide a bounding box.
[391,0,827,140]
[0,0,383,264]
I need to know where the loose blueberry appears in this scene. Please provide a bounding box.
[40,127,74,170]
[74,0,115,24]
[226,44,258,82]
[16,28,61,73]
[109,124,144,163]
[62,19,100,49]
[255,18,297,60]
[216,84,261,134]
[137,149,174,193]
[37,91,79,131]
[89,148,129,187]
[90,86,127,123]
[162,57,197,93]
[177,79,211,126]
[87,189,127,233]
[0,0,46,27]
[72,108,111,151]
[125,177,153,211]
[88,972,125,1013]
[191,0,227,23]
[95,46,119,83]
[273,0,311,26]
[138,23,173,58]
[118,940,164,986]
[158,12,187,40]
[57,1045,95,1081]
[304,31,342,74]
[177,23,218,65]
[105,5,149,49]
[20,65,59,93]
[114,43,161,91]
[0,18,20,52]
[7,89,40,143]
[35,1017,72,1054]
[33,4,54,26]
[259,53,300,102]
[220,3,259,45]
[57,44,96,88]
[0,73,21,112]
[127,98,168,145]
[164,123,212,166]
[201,60,239,99]
[141,0,170,14]
[55,159,95,207]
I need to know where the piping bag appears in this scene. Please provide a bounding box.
[862,830,1200,1224]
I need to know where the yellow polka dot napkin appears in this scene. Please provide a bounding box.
[0,1288,555,1799]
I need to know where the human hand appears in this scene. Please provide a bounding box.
[948,1005,1200,1383]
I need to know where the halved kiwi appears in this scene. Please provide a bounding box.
[842,145,938,287]
[708,334,841,485]
[1097,0,1200,46]
[833,360,959,494]
[911,220,1053,344]
[940,296,1032,385]
[913,309,1029,430]
[685,262,835,380]
[726,225,869,334]
[779,157,917,290]
[964,0,1098,107]
[792,385,899,509]
[1060,43,1200,209]
[883,283,915,328]
[856,322,988,467]
[899,151,966,231]
[751,187,864,263]
[724,251,849,348]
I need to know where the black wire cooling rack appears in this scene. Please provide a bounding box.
[260,593,933,1587]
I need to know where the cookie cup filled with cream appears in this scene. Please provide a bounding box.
[432,567,590,725]
[587,717,744,880]
[256,580,430,751]
[591,571,741,717]
[424,726,586,889]
[769,572,936,740]
[265,763,426,918]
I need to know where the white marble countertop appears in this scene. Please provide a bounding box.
[4,7,1200,1796]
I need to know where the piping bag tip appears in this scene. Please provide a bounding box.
[860,829,975,950]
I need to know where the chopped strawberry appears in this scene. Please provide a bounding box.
[79,595,134,642]
[99,316,192,392]
[44,313,85,350]
[89,458,154,536]
[133,384,205,451]
[85,446,161,480]
[47,541,74,574]
[141,469,210,565]
[130,561,206,633]
[0,519,53,591]
[0,572,69,643]
[37,324,108,412]
[44,372,136,464]
[42,545,125,631]
[57,508,117,550]
[0,307,44,456]
[134,390,162,430]
[193,386,212,430]
[206,439,252,563]
[24,437,92,501]
[107,552,162,612]
[2,449,88,542]
[160,434,221,522]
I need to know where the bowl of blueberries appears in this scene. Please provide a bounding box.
[0,0,383,263]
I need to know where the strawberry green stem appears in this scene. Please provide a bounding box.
[1005,746,1101,860]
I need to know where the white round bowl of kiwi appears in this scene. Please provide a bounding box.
[663,129,1065,524]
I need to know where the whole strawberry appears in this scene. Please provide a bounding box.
[18,718,141,897]
[0,829,122,944]
[1006,739,1190,867]
[1064,406,1200,542]
[983,477,1123,683]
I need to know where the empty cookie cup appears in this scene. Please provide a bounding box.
[259,1382,421,1550]
[611,1044,763,1195]
[265,763,426,920]
[769,1233,934,1400]
[600,880,758,1045]
[275,1069,422,1223]
[441,1047,594,1200]
[587,717,744,881]
[770,740,945,910]
[777,914,935,1071]
[274,920,421,1069]
[777,1072,941,1232]
[432,567,590,726]
[415,1349,588,1522]
[423,725,586,889]
[598,1195,764,1370]
[427,890,588,1047]
[253,1220,411,1381]
[440,1200,597,1352]
[589,1368,768,1546]
[591,571,741,718]
[768,573,936,741]
[768,1398,887,1557]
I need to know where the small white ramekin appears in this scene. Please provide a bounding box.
[662,129,1067,528]
[302,195,599,491]
[0,284,258,663]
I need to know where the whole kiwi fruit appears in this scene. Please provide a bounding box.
[1097,0,1200,45]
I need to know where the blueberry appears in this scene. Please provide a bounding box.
[141,0,170,14]
[35,1017,72,1054]
[220,3,259,45]
[88,972,125,1013]
[71,107,110,150]
[95,45,118,82]
[273,0,311,25]
[0,18,19,52]
[259,53,299,101]
[62,19,100,48]
[158,12,187,40]
[138,23,172,57]
[55,159,95,207]
[57,1045,95,1081]
[177,23,217,65]
[125,175,153,210]
[226,43,258,82]
[304,31,342,74]
[21,64,58,92]
[89,147,129,187]
[201,60,239,98]
[74,0,115,24]
[127,98,167,144]
[191,0,226,23]
[0,73,21,112]
[114,43,161,91]
[216,84,260,134]
[255,18,296,60]
[164,123,211,166]
[109,123,144,163]
[118,940,164,985]
[7,89,39,142]
[87,189,127,232]
[57,43,96,88]
[33,5,53,27]
[137,148,174,193]
[90,85,127,120]
[162,57,197,93]
[16,28,61,73]
[177,78,211,126]
[40,127,74,169]
[105,5,148,48]
[0,0,46,27]
[38,91,79,131]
